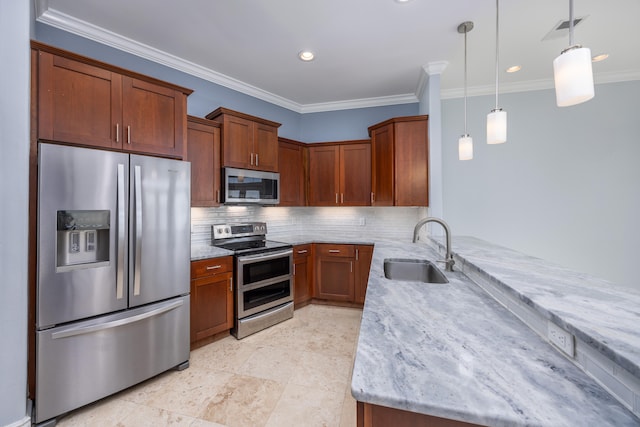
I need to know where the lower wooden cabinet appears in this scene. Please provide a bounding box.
[357,402,481,427]
[355,245,374,304]
[190,256,234,346]
[313,243,374,305]
[293,244,313,308]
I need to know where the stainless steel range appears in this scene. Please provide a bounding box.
[211,222,293,339]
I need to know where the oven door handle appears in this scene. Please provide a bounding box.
[237,248,293,263]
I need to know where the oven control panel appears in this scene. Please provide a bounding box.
[212,222,267,240]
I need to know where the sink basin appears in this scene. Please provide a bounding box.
[383,258,449,284]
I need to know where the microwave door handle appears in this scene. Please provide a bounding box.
[133,165,143,296]
[116,163,126,300]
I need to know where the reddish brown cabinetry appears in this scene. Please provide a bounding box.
[186,116,221,207]
[278,138,307,206]
[190,257,234,347]
[308,141,371,206]
[293,244,313,308]
[206,107,280,172]
[369,116,429,206]
[314,244,356,302]
[34,42,190,158]
[354,245,374,304]
[357,402,481,427]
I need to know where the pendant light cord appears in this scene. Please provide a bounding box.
[494,0,499,110]
[464,28,468,135]
[569,0,575,46]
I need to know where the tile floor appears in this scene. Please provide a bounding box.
[56,304,363,427]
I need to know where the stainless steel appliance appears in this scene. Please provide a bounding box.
[222,167,280,205]
[35,143,191,425]
[211,222,293,338]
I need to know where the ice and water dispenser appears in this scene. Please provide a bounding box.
[56,210,110,271]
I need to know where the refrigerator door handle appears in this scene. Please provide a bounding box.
[50,299,184,340]
[133,164,143,296]
[116,164,126,300]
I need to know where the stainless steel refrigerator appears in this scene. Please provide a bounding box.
[35,143,191,425]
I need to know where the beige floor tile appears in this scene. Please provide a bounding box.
[56,397,137,426]
[265,383,344,427]
[339,385,358,427]
[198,374,284,427]
[190,335,258,374]
[125,368,234,418]
[237,345,304,383]
[118,404,201,427]
[289,351,353,393]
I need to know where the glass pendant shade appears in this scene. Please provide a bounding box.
[553,46,594,107]
[458,135,473,161]
[487,109,507,144]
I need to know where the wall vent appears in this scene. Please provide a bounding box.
[542,16,588,41]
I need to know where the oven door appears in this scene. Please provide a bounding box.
[236,249,292,318]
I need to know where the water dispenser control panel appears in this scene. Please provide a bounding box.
[56,210,110,270]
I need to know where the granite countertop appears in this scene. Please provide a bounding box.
[351,240,640,426]
[190,242,233,261]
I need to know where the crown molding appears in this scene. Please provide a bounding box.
[300,93,418,114]
[416,61,449,99]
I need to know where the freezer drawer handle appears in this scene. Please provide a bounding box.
[50,299,184,340]
[133,165,143,296]
[116,163,126,300]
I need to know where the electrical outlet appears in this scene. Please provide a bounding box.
[547,321,575,357]
[359,217,366,226]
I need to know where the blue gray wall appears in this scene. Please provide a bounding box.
[1,1,31,426]
[442,81,640,290]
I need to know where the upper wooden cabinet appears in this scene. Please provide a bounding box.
[206,107,281,172]
[368,115,429,206]
[33,42,191,159]
[186,116,221,207]
[308,141,371,206]
[278,138,307,206]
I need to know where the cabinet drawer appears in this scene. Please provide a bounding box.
[293,244,312,259]
[315,244,354,258]
[191,256,233,278]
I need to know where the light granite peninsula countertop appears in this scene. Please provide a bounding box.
[351,240,640,426]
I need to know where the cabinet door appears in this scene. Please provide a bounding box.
[122,77,186,158]
[221,115,253,168]
[394,120,429,206]
[308,146,340,206]
[187,118,221,207]
[293,245,313,307]
[370,124,394,206]
[316,256,354,301]
[191,272,233,342]
[341,144,371,206]
[38,51,123,150]
[254,123,278,172]
[278,141,306,206]
[355,245,374,304]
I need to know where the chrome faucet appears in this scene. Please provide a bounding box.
[413,217,455,272]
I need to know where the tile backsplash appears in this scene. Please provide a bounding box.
[191,206,429,244]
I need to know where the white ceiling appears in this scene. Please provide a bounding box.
[37,0,640,113]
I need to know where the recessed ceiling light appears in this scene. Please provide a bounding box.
[298,51,315,61]
[506,65,522,73]
[592,53,609,63]
[395,0,412,3]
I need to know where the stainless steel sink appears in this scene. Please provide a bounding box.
[383,258,449,284]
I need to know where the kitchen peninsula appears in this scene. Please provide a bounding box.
[351,238,640,426]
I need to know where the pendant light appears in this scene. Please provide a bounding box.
[487,0,507,144]
[553,0,594,107]
[458,21,474,161]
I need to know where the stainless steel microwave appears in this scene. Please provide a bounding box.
[222,167,280,205]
